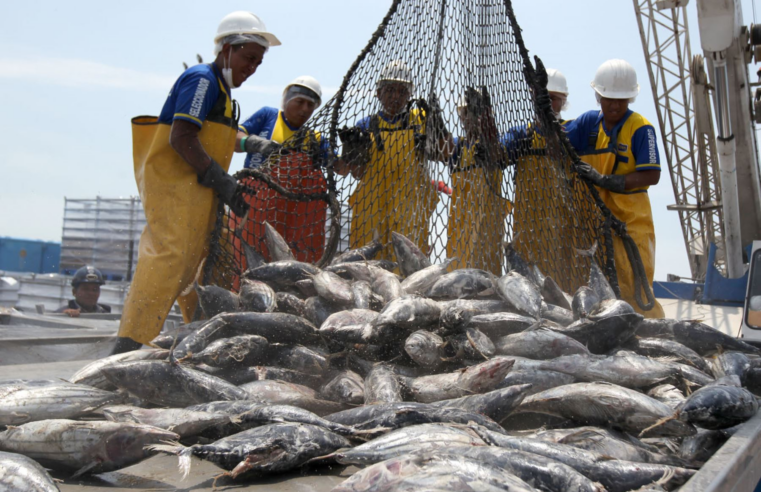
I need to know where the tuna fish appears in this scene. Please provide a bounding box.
[392,231,431,277]
[516,382,696,437]
[194,283,239,318]
[572,286,600,320]
[69,348,169,391]
[275,291,307,317]
[218,311,320,344]
[238,279,277,312]
[675,383,759,430]
[496,326,590,359]
[404,330,445,369]
[181,335,268,368]
[0,419,178,476]
[408,358,514,403]
[0,382,120,426]
[624,337,711,374]
[430,384,531,422]
[365,364,403,404]
[352,280,374,309]
[0,451,59,492]
[149,423,350,479]
[320,370,365,405]
[313,270,355,306]
[636,318,760,355]
[469,426,696,492]
[331,237,383,265]
[373,295,441,339]
[401,259,456,295]
[334,423,486,465]
[267,345,329,374]
[492,271,542,319]
[426,269,493,299]
[244,260,321,289]
[102,405,234,437]
[541,275,573,310]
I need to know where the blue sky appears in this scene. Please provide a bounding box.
[1,0,758,281]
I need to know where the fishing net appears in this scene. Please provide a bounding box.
[204,0,656,302]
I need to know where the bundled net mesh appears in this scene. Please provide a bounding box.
[206,0,621,296]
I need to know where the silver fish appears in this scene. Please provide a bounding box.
[313,270,355,306]
[102,405,234,437]
[0,419,178,477]
[0,383,120,426]
[149,423,350,479]
[404,330,445,369]
[496,326,590,359]
[571,286,600,320]
[238,279,277,312]
[409,358,514,403]
[0,451,59,492]
[516,382,696,437]
[365,364,403,404]
[401,259,456,295]
[392,231,432,277]
[321,370,365,405]
[427,269,493,299]
[69,348,169,390]
[494,271,543,319]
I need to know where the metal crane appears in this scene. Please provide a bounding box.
[632,0,761,282]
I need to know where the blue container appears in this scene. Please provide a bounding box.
[0,237,61,274]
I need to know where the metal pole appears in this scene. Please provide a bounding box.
[713,59,745,278]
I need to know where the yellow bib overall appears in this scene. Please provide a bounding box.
[447,142,511,274]
[119,76,238,344]
[578,112,665,318]
[511,124,588,293]
[348,110,438,261]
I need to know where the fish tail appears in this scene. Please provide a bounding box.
[147,442,194,479]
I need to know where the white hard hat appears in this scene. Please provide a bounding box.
[282,75,322,108]
[214,11,281,51]
[591,59,639,100]
[546,68,569,95]
[378,60,414,90]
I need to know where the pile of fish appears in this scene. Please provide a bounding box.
[2,226,761,492]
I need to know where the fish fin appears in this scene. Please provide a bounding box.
[230,447,287,479]
[146,443,193,480]
[180,259,206,298]
[71,461,99,478]
[574,241,598,258]
[639,413,679,438]
[656,468,676,485]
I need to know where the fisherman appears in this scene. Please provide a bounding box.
[546,68,571,123]
[112,11,281,354]
[232,76,329,264]
[447,87,511,275]
[237,75,322,169]
[55,266,111,317]
[338,60,453,260]
[505,68,583,287]
[564,59,665,318]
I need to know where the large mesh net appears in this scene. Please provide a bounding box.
[204,0,649,300]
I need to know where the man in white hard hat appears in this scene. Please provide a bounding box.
[546,68,570,122]
[232,76,330,264]
[112,12,281,354]
[338,60,453,261]
[565,59,665,318]
[237,76,322,169]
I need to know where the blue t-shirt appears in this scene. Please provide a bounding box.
[564,110,660,170]
[158,63,228,128]
[240,106,332,169]
[240,107,296,168]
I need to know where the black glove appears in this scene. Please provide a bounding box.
[198,160,249,216]
[338,126,371,166]
[425,96,448,138]
[574,161,626,193]
[244,134,281,157]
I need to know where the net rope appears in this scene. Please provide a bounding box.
[204,0,655,308]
